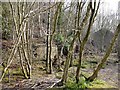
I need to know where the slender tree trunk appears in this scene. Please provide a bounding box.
[45,2,51,73]
[76,45,83,83]
[18,46,28,79]
[75,2,91,83]
[23,33,31,78]
[38,2,41,37]
[75,2,82,83]
[49,2,63,74]
[68,2,74,67]
[61,33,78,84]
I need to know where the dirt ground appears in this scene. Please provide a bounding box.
[83,53,119,88]
[0,52,119,89]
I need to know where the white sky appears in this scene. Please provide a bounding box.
[1,0,120,13]
[101,0,119,13]
[64,0,119,14]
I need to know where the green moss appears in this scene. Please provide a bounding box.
[65,76,89,89]
[65,75,115,89]
[88,79,115,88]
[81,61,90,69]
[73,59,79,66]
[2,77,9,83]
[0,65,3,71]
[101,63,106,69]
[81,72,92,78]
[12,67,23,76]
[73,56,99,69]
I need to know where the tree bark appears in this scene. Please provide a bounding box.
[75,2,91,83]
[61,32,78,84]
[46,3,50,73]
[49,2,63,74]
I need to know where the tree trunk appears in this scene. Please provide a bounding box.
[61,33,78,84]
[75,2,91,83]
[75,1,100,83]
[18,47,28,79]
[48,2,63,74]
[46,8,50,73]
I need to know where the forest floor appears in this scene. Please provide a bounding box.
[82,53,119,88]
[0,52,119,89]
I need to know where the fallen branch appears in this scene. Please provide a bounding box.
[48,79,62,88]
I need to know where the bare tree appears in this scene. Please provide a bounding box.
[48,2,63,74]
[75,0,100,83]
[46,2,51,73]
[60,0,100,84]
[0,1,57,81]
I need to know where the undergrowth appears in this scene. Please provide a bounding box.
[65,76,115,89]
